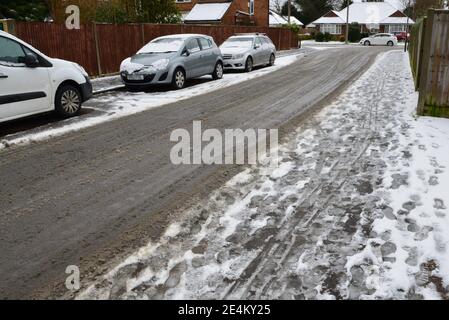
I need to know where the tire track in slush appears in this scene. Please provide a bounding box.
[222,55,391,300]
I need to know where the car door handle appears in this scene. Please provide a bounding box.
[0,73,8,79]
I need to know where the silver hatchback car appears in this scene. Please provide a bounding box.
[220,34,276,72]
[120,34,223,89]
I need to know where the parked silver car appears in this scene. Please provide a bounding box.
[220,34,276,72]
[120,34,223,90]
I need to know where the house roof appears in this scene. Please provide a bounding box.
[269,10,304,26]
[313,10,345,24]
[312,2,414,25]
[269,11,287,26]
[381,14,413,24]
[289,16,304,26]
[184,2,232,22]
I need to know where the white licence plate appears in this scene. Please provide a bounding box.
[127,74,144,81]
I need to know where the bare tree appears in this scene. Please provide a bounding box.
[272,0,284,13]
[414,0,445,17]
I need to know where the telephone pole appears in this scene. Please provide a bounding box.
[345,0,350,44]
[404,0,411,52]
[288,0,292,24]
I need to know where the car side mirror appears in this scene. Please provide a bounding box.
[24,53,39,68]
[254,44,260,49]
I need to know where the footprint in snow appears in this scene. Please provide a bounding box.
[428,176,439,186]
[434,199,447,210]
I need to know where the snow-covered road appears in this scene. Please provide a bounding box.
[2,45,387,299]
[77,50,449,300]
[0,53,302,151]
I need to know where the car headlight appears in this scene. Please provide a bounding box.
[233,53,244,59]
[150,59,170,71]
[72,62,88,77]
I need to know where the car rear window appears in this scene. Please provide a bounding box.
[221,37,254,49]
[199,38,212,50]
[263,37,273,45]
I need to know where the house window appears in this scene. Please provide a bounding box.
[249,0,254,15]
[385,25,407,33]
[320,24,342,35]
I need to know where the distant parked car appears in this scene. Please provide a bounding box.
[0,30,92,123]
[220,34,276,72]
[360,33,398,46]
[120,34,223,90]
[392,31,409,42]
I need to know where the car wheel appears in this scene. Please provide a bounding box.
[387,41,394,47]
[245,57,253,72]
[172,68,186,90]
[268,53,275,66]
[364,41,370,46]
[55,85,82,117]
[212,61,224,80]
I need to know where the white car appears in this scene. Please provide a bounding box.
[360,33,398,46]
[0,30,92,123]
[220,34,276,72]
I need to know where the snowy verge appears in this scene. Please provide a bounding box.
[345,53,449,300]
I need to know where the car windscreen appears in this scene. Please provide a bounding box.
[137,38,184,54]
[220,37,254,49]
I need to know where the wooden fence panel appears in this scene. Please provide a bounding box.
[14,22,298,77]
[409,17,426,90]
[95,23,143,75]
[417,10,449,117]
[15,22,98,76]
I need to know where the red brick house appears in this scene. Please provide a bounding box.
[311,1,414,36]
[175,0,269,27]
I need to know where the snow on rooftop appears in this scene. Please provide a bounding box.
[269,11,287,26]
[353,0,405,10]
[184,3,232,22]
[339,2,398,24]
[289,16,304,26]
[313,11,345,25]
[313,2,412,25]
[269,10,304,26]
[381,16,415,24]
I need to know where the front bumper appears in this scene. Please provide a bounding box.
[223,57,246,70]
[120,69,170,86]
[80,76,93,102]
